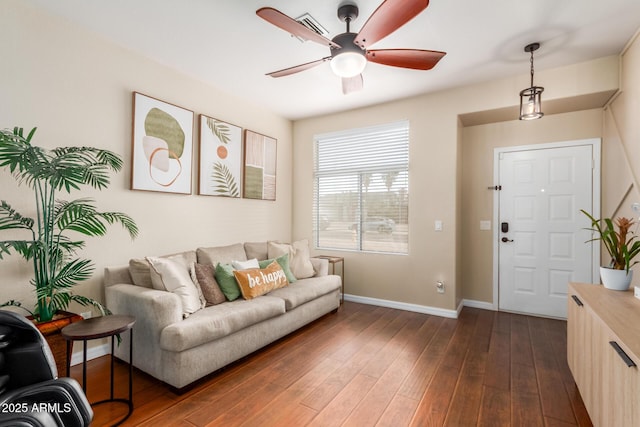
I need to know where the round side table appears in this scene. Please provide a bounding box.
[62,315,135,426]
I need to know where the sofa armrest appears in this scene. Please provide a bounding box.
[310,257,329,277]
[105,284,182,333]
[105,284,183,379]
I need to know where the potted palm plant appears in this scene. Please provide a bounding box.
[581,209,640,290]
[0,127,138,321]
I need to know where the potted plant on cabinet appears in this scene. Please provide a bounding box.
[581,209,640,290]
[0,127,138,369]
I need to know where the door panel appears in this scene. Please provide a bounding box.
[498,144,594,318]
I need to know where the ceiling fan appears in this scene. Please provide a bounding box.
[256,0,446,94]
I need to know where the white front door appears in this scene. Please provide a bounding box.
[497,142,597,318]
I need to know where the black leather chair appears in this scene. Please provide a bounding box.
[0,310,93,427]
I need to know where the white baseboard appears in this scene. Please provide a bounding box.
[69,343,110,366]
[343,294,459,318]
[462,299,496,311]
[342,295,498,319]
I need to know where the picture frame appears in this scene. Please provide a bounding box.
[198,115,243,197]
[243,130,277,201]
[131,92,194,194]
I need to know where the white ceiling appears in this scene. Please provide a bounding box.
[23,0,640,120]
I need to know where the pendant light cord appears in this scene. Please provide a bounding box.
[530,50,535,88]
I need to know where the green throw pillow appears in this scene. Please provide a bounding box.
[214,263,241,301]
[259,254,297,283]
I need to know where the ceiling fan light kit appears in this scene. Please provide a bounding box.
[256,0,445,94]
[519,42,544,120]
[330,33,367,78]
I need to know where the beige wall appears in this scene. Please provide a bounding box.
[0,2,293,313]
[604,31,640,278]
[2,0,633,317]
[293,56,620,313]
[461,109,604,303]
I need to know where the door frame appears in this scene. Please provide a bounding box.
[492,138,601,311]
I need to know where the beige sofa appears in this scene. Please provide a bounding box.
[104,241,341,391]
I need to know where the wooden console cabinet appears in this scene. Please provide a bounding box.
[567,282,640,426]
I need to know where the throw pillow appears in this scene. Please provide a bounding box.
[244,241,268,261]
[197,243,247,267]
[233,260,289,300]
[129,258,153,288]
[146,256,202,317]
[214,263,242,301]
[267,239,315,279]
[189,263,226,306]
[258,254,296,283]
[232,258,260,270]
[129,251,197,288]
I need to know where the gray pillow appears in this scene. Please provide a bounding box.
[190,263,226,305]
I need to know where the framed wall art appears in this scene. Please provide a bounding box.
[198,115,243,197]
[243,130,277,201]
[131,92,194,194]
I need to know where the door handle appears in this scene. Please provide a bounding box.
[501,237,514,243]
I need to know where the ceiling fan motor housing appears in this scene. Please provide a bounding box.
[331,32,365,57]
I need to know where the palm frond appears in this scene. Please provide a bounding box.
[0,240,36,260]
[55,198,139,239]
[206,118,232,145]
[0,201,34,231]
[211,162,240,197]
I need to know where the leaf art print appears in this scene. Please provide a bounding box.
[199,115,242,197]
[131,92,194,194]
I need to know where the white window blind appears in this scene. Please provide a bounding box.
[313,121,409,254]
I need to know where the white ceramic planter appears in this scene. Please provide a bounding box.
[600,267,633,291]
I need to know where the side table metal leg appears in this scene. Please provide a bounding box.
[66,340,72,377]
[82,339,87,393]
[110,335,115,400]
[129,328,133,404]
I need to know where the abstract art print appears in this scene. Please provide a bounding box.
[198,115,242,197]
[131,92,193,194]
[243,130,277,201]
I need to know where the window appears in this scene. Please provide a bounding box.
[313,121,409,254]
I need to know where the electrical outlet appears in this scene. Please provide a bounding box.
[80,311,92,319]
[436,281,445,294]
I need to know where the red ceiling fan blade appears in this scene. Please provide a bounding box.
[354,0,430,49]
[366,49,445,70]
[257,7,340,49]
[266,57,331,78]
[342,74,364,94]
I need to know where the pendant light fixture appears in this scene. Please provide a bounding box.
[519,42,544,120]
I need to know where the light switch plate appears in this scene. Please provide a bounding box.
[435,220,443,231]
[480,220,491,230]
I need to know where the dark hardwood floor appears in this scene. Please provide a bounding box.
[71,302,593,426]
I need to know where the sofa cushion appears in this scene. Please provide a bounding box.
[244,241,268,261]
[258,254,296,283]
[234,261,289,300]
[147,256,203,317]
[197,243,247,267]
[190,263,226,306]
[267,240,315,279]
[214,263,242,301]
[129,251,197,288]
[159,296,286,352]
[268,275,341,310]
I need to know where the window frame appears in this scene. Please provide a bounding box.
[312,120,409,255]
